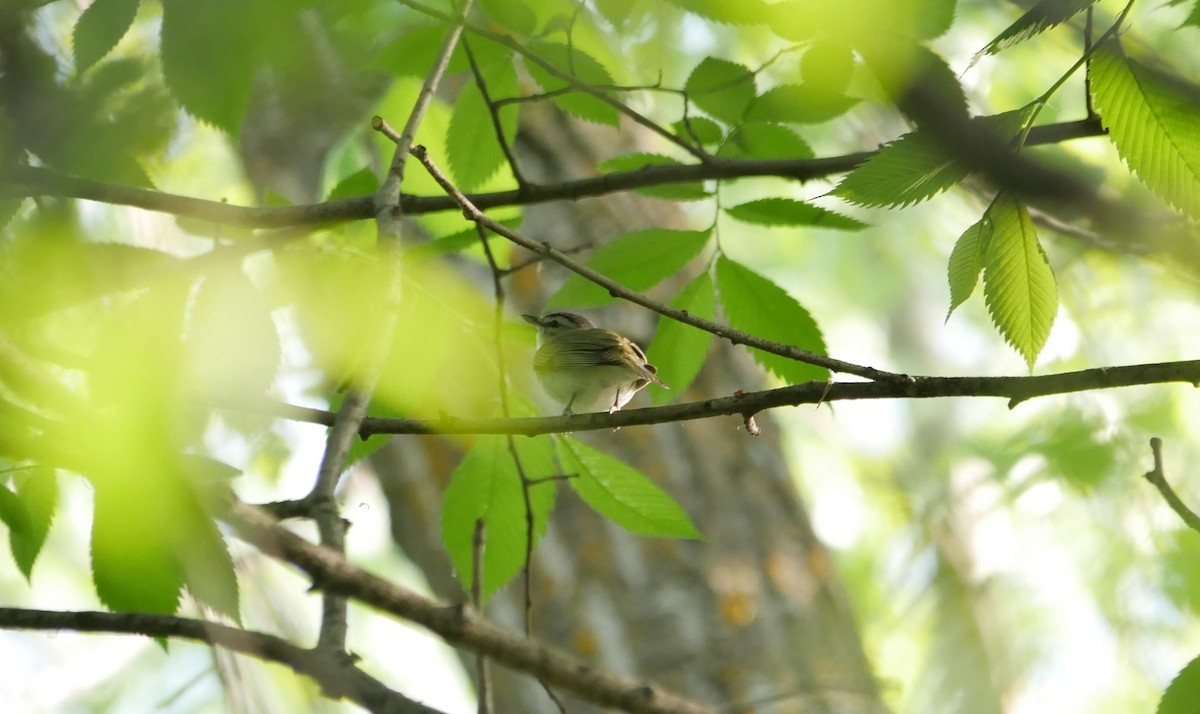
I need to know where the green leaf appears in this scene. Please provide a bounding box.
[73,0,140,75]
[597,153,710,200]
[441,435,558,601]
[370,25,468,77]
[10,469,58,581]
[160,0,290,133]
[716,256,829,383]
[326,167,378,202]
[447,58,519,191]
[481,0,537,34]
[0,486,31,542]
[685,57,756,125]
[673,116,724,146]
[724,198,866,230]
[525,42,619,126]
[982,193,1057,369]
[558,437,700,538]
[1158,655,1200,714]
[802,40,854,94]
[974,0,1098,61]
[91,484,184,614]
[834,109,1033,207]
[547,228,712,309]
[646,273,717,404]
[663,0,771,25]
[747,84,858,124]
[1090,40,1200,219]
[946,218,992,319]
[718,122,813,160]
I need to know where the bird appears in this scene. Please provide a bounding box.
[522,312,667,415]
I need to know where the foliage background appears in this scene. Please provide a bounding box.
[2,0,1200,712]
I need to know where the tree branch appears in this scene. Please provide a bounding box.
[223,502,717,714]
[1141,437,1200,534]
[0,119,1105,229]
[0,607,447,714]
[205,358,1200,437]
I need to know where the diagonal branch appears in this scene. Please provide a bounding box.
[1141,437,1200,534]
[0,607,447,714]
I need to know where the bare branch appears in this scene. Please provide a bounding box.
[0,607,447,714]
[1141,437,1200,534]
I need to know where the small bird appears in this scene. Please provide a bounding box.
[522,312,667,415]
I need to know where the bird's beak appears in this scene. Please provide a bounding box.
[521,314,541,326]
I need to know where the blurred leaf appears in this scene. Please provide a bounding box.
[559,436,700,538]
[1163,530,1200,616]
[185,267,281,399]
[1090,39,1200,219]
[673,116,724,146]
[718,122,813,160]
[525,42,619,126]
[441,435,558,601]
[547,228,711,308]
[72,0,140,75]
[716,256,829,383]
[685,57,756,124]
[0,485,31,543]
[1158,654,1200,714]
[646,273,716,403]
[982,193,1057,370]
[724,198,866,230]
[370,25,468,77]
[91,482,184,614]
[747,84,858,124]
[447,56,518,191]
[481,0,537,34]
[802,40,854,94]
[9,468,58,581]
[663,0,771,25]
[974,0,1098,62]
[947,218,991,318]
[326,167,378,201]
[597,153,709,200]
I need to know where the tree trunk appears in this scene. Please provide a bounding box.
[372,105,890,714]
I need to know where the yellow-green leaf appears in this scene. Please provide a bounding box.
[982,193,1057,369]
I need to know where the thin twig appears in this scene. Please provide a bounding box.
[1142,437,1200,534]
[472,520,493,714]
[463,36,527,188]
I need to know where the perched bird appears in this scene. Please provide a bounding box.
[522,312,667,415]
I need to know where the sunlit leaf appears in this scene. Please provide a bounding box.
[673,116,725,146]
[974,0,1098,61]
[1090,39,1200,219]
[9,468,58,581]
[326,167,378,202]
[663,0,771,25]
[946,218,991,319]
[1158,654,1200,714]
[719,122,813,160]
[548,229,712,308]
[524,42,619,126]
[72,0,140,75]
[982,193,1057,369]
[558,436,700,538]
[185,267,281,399]
[802,40,854,94]
[480,0,537,34]
[747,84,858,124]
[646,273,716,404]
[91,482,184,614]
[685,57,756,124]
[441,435,558,601]
[447,57,518,191]
[724,198,866,230]
[716,256,829,383]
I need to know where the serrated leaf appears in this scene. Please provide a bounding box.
[547,229,712,308]
[685,57,756,125]
[10,469,58,581]
[673,116,724,146]
[1090,40,1200,219]
[724,198,866,230]
[716,256,829,383]
[0,485,31,540]
[597,153,709,200]
[646,273,716,404]
[946,218,992,319]
[160,0,269,132]
[982,193,1057,369]
[178,510,240,622]
[326,167,378,202]
[558,437,700,538]
[1158,654,1200,714]
[481,0,537,34]
[370,25,468,77]
[719,122,813,160]
[447,59,518,192]
[73,0,140,75]
[441,435,558,601]
[974,0,1097,61]
[92,484,184,614]
[525,42,619,126]
[834,109,1034,207]
[747,84,858,124]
